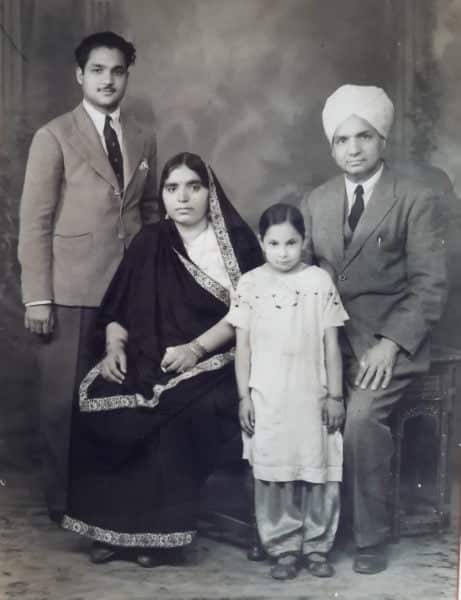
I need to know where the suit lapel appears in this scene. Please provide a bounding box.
[321,175,346,269]
[122,114,145,189]
[69,104,118,189]
[342,166,398,269]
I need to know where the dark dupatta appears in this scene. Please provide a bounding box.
[62,167,262,546]
[79,165,262,410]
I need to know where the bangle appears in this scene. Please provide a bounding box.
[189,338,207,359]
[328,394,344,402]
[105,339,125,354]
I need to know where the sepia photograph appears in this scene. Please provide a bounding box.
[0,1,460,598]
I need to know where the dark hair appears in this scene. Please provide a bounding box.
[75,31,136,70]
[258,202,306,239]
[159,152,210,196]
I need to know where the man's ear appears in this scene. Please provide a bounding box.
[76,66,83,85]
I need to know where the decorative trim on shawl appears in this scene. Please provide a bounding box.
[152,349,235,400]
[79,350,235,412]
[174,249,230,306]
[206,165,241,289]
[61,515,196,548]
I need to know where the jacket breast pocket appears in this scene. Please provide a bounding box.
[373,223,406,253]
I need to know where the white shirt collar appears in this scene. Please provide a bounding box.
[344,162,384,212]
[83,99,121,137]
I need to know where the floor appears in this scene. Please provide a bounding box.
[0,471,459,600]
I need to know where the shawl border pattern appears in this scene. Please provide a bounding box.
[80,350,235,412]
[174,249,230,306]
[62,515,196,548]
[206,165,242,289]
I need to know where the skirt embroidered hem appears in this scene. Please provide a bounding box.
[61,515,196,548]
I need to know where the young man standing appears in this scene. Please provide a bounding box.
[18,32,157,536]
[300,85,447,574]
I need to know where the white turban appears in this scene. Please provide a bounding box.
[322,84,394,144]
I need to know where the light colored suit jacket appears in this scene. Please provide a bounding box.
[300,165,447,369]
[18,104,158,307]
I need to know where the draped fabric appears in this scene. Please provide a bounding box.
[62,168,263,547]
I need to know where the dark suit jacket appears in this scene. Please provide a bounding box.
[300,165,447,370]
[18,104,158,306]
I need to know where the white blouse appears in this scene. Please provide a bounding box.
[184,223,232,290]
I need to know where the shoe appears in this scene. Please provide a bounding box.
[353,544,387,574]
[247,542,266,562]
[137,551,162,568]
[90,541,118,564]
[270,554,300,580]
[304,552,335,577]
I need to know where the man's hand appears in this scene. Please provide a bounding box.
[25,304,55,335]
[355,338,400,390]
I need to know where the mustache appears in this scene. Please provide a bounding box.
[98,86,116,92]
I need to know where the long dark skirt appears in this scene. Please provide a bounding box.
[62,362,241,548]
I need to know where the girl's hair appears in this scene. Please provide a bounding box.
[258,202,306,239]
[159,152,210,195]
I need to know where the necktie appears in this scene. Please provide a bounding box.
[348,184,364,232]
[103,115,124,192]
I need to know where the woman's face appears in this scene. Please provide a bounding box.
[162,165,209,228]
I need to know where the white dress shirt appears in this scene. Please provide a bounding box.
[83,99,128,187]
[344,162,384,215]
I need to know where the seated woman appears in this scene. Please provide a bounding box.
[62,152,262,566]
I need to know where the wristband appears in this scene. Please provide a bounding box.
[105,339,125,354]
[328,394,344,402]
[189,338,207,359]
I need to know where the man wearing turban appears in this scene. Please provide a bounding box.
[300,85,447,574]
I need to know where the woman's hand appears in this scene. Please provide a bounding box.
[101,345,127,383]
[322,397,345,433]
[239,395,255,437]
[160,344,199,374]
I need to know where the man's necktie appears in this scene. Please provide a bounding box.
[348,184,364,232]
[103,115,124,192]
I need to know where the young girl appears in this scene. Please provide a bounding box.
[226,203,348,580]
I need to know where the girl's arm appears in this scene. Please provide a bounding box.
[324,326,345,431]
[160,317,234,372]
[235,327,255,436]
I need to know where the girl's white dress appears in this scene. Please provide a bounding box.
[227,264,348,484]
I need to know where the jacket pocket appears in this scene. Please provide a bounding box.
[53,232,93,264]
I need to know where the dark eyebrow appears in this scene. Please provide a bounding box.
[164,178,202,186]
[88,62,125,69]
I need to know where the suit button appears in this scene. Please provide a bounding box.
[338,274,347,281]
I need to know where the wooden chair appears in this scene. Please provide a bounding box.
[390,345,461,541]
